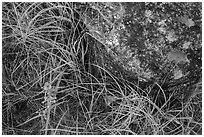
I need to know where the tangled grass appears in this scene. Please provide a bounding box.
[2,2,202,135]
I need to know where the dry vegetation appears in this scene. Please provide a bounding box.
[2,2,202,135]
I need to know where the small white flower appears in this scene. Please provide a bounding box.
[43,82,52,90]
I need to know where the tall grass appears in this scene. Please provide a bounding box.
[2,2,202,135]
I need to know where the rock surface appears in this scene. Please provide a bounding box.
[83,2,201,87]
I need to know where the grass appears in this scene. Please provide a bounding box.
[2,2,202,135]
